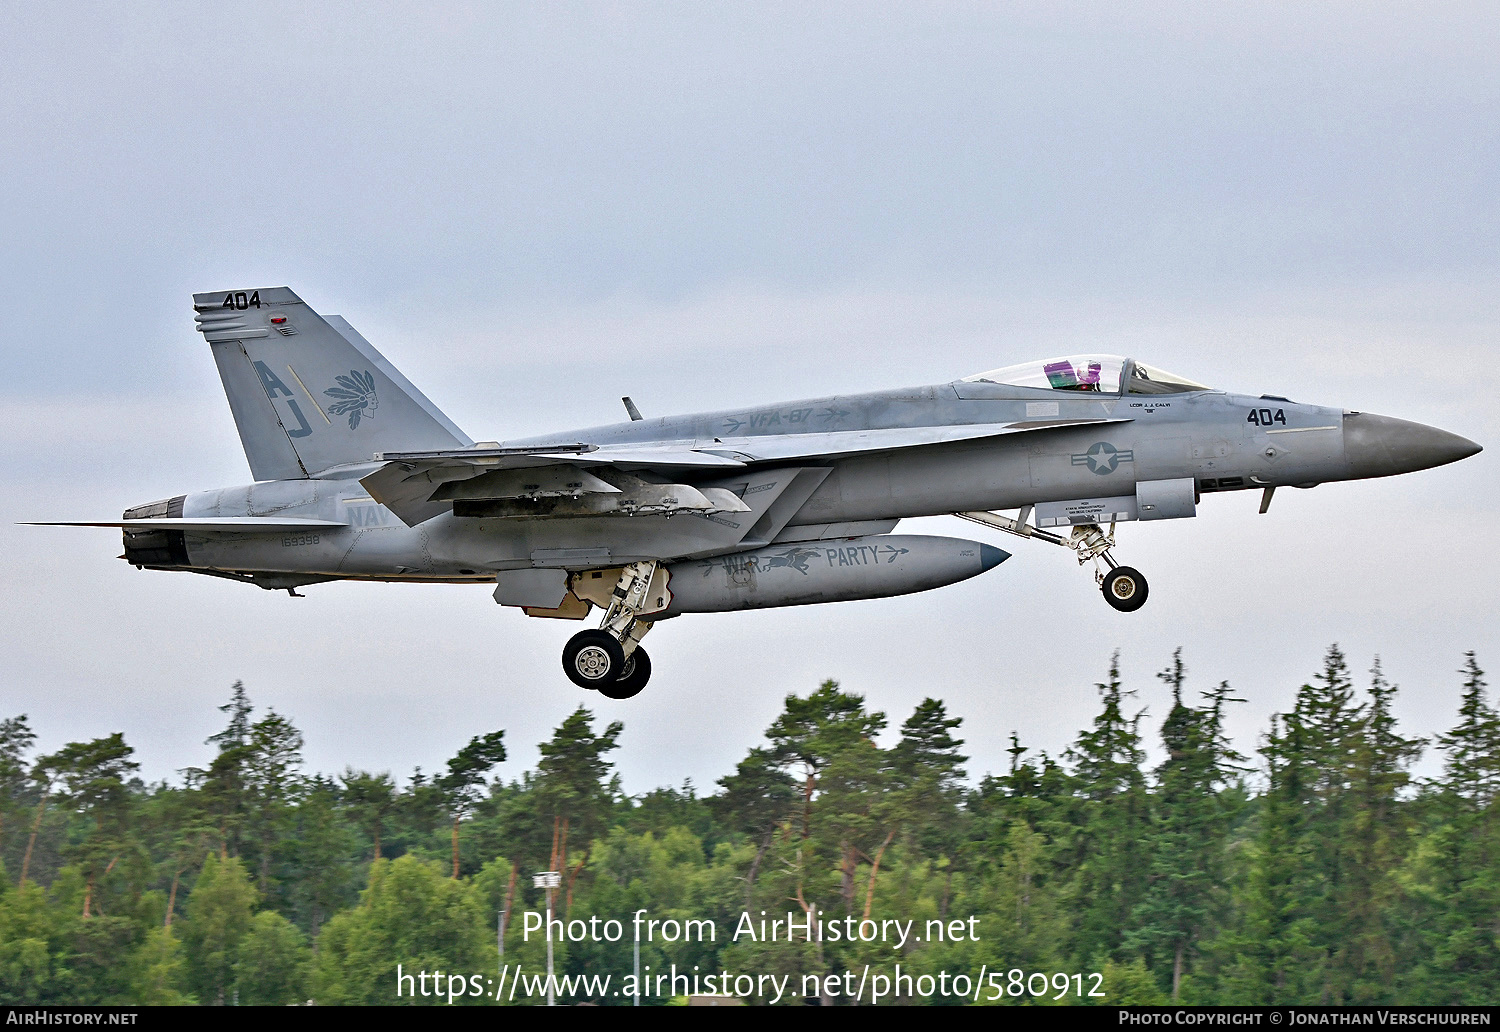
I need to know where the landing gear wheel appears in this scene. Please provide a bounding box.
[562,630,626,689]
[1101,566,1149,612]
[600,647,651,700]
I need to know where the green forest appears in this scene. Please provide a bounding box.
[1,646,1496,1006]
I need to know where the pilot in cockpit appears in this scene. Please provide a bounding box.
[1042,359,1103,391]
[964,356,1207,396]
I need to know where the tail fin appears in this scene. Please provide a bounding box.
[194,287,472,479]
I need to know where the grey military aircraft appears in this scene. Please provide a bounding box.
[35,288,1482,699]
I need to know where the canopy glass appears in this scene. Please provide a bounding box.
[963,355,1208,395]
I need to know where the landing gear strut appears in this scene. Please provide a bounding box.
[956,508,1150,613]
[1068,523,1149,612]
[561,560,657,697]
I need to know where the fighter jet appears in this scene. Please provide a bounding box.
[34,288,1481,699]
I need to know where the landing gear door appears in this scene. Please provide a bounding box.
[1035,495,1137,528]
[1136,478,1197,521]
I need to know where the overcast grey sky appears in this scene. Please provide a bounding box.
[2,2,1496,793]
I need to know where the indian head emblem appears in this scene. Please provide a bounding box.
[324,370,378,429]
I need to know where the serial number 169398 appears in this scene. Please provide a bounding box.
[281,534,320,547]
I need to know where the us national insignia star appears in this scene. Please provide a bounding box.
[1071,442,1134,475]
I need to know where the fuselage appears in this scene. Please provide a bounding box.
[126,378,1475,586]
[82,292,1483,693]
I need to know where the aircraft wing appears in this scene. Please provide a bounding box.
[697,418,1130,462]
[362,442,751,526]
[25,518,349,531]
[363,418,1129,527]
[372,442,748,470]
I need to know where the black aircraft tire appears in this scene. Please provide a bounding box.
[600,647,651,700]
[1102,566,1149,612]
[563,630,626,689]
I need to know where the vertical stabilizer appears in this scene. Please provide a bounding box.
[193,287,471,479]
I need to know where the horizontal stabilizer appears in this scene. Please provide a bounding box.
[25,518,348,532]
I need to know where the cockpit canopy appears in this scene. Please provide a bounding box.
[961,355,1209,395]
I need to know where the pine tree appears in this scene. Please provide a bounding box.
[711,747,797,907]
[437,731,507,878]
[45,734,141,918]
[765,680,885,840]
[865,699,969,921]
[891,698,968,852]
[283,776,359,934]
[764,681,888,917]
[340,769,396,861]
[533,708,622,907]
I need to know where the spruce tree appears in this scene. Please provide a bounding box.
[1338,658,1423,1002]
[0,716,35,869]
[245,710,304,895]
[1128,650,1245,1000]
[1411,653,1500,1003]
[1212,712,1321,1003]
[1289,645,1367,1002]
[1066,653,1150,965]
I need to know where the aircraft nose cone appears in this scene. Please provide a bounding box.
[1343,411,1482,480]
[979,543,1009,572]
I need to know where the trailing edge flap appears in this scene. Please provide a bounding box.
[362,443,748,527]
[27,518,348,532]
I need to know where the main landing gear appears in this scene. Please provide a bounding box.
[561,560,657,698]
[956,509,1150,613]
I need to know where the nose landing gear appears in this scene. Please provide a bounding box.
[956,509,1150,613]
[1069,523,1150,612]
[1100,565,1148,612]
